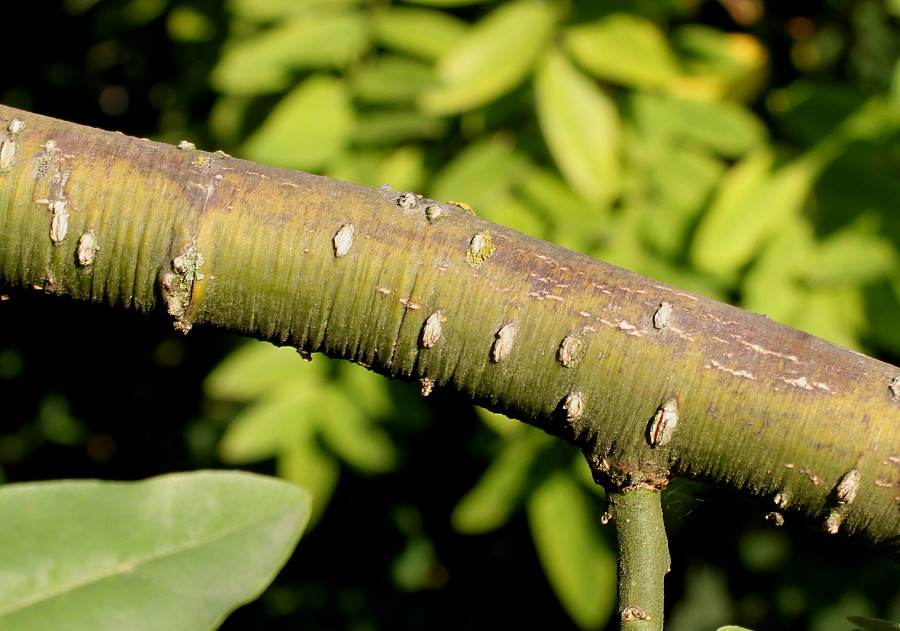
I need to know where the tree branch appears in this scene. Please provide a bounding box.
[1,105,897,560]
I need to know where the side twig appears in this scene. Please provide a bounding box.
[609,487,670,631]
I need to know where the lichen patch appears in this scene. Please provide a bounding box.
[466,231,494,267]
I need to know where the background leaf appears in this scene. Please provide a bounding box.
[420,0,557,114]
[527,471,616,630]
[535,49,621,206]
[242,75,354,171]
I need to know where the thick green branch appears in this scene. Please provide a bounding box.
[0,106,898,560]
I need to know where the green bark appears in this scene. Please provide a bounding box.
[609,487,669,631]
[1,105,898,560]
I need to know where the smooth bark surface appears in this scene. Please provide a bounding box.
[1,105,897,560]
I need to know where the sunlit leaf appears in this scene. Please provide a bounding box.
[352,56,435,105]
[527,471,616,629]
[353,111,447,146]
[535,49,621,205]
[517,167,609,254]
[401,0,491,6]
[671,26,768,101]
[691,149,819,276]
[327,146,426,191]
[228,0,363,22]
[242,74,354,171]
[741,216,815,324]
[564,13,680,88]
[429,138,528,210]
[205,341,313,401]
[801,219,897,287]
[211,13,369,95]
[420,0,557,115]
[792,286,865,350]
[0,472,309,631]
[373,6,468,62]
[631,91,765,158]
[641,149,724,256]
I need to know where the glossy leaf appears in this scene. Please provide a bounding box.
[420,0,557,115]
[211,13,369,95]
[0,472,309,631]
[535,49,621,205]
[565,13,680,88]
[527,471,616,630]
[242,74,354,171]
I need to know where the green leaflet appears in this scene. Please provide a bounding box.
[209,341,397,521]
[204,341,311,401]
[401,0,492,6]
[277,441,340,526]
[564,13,680,88]
[535,49,622,206]
[419,0,558,115]
[428,138,528,212]
[690,148,819,276]
[0,472,309,631]
[640,148,725,257]
[630,91,765,158]
[210,12,369,95]
[801,219,897,288]
[351,55,436,105]
[242,74,354,171]
[847,616,900,631]
[227,0,363,22]
[528,471,616,630]
[317,384,398,474]
[326,145,426,192]
[671,25,768,100]
[372,7,468,62]
[451,427,549,534]
[353,111,447,146]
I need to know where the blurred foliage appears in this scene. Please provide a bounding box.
[2,0,900,630]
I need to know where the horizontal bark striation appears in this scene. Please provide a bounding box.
[1,105,898,560]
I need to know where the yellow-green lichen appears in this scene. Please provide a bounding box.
[448,200,476,215]
[466,231,495,267]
